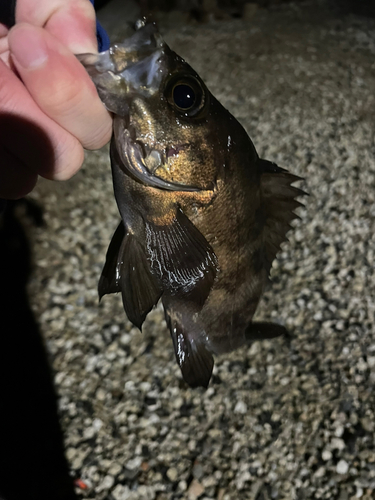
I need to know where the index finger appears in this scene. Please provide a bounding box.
[16,0,98,54]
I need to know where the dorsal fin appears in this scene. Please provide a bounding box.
[258,158,306,273]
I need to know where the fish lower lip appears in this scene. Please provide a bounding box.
[119,130,199,192]
[128,123,137,141]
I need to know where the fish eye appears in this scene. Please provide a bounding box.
[173,84,196,110]
[166,76,206,117]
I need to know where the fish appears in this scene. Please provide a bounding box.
[78,22,305,389]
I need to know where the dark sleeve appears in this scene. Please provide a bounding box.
[0,0,16,26]
[0,0,110,51]
[89,0,111,51]
[94,19,110,51]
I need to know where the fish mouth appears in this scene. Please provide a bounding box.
[116,121,199,192]
[77,24,167,116]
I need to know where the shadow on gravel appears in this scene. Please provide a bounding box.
[0,199,77,500]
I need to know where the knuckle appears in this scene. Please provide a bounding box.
[42,78,86,116]
[82,116,112,150]
[0,69,19,112]
[52,139,84,180]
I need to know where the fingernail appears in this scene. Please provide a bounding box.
[9,24,48,69]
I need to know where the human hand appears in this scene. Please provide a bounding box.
[0,0,112,199]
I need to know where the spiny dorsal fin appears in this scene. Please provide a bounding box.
[98,221,162,330]
[259,158,306,273]
[145,207,218,307]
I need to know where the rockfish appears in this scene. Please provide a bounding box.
[79,23,304,388]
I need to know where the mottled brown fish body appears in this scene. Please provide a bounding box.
[79,23,304,388]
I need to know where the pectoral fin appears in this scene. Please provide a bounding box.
[145,207,218,307]
[98,221,125,298]
[98,222,162,330]
[165,311,214,389]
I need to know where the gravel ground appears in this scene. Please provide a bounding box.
[23,1,375,499]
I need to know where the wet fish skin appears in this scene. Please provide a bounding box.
[79,24,304,388]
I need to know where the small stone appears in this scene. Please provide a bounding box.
[188,479,205,499]
[336,460,349,475]
[92,418,103,431]
[338,489,349,500]
[71,450,88,470]
[314,466,325,478]
[335,425,344,437]
[217,489,225,500]
[108,462,123,477]
[83,426,96,439]
[66,447,76,461]
[166,467,178,482]
[331,438,345,450]
[112,484,131,500]
[234,401,248,414]
[100,459,111,470]
[322,450,332,461]
[120,333,131,346]
[236,471,251,490]
[178,480,187,492]
[96,388,106,401]
[137,485,155,500]
[192,462,204,480]
[124,457,142,479]
[361,417,374,432]
[250,480,264,497]
[173,397,184,409]
[97,475,115,492]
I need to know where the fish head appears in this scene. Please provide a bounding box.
[78,23,234,191]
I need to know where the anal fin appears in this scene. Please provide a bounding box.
[166,311,214,389]
[98,222,162,330]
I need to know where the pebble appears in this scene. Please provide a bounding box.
[124,457,142,479]
[337,460,350,475]
[322,450,332,461]
[97,475,115,492]
[112,485,131,500]
[187,479,205,500]
[331,438,345,451]
[234,401,248,414]
[166,467,178,482]
[108,462,123,477]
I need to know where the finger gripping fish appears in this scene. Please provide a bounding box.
[79,23,305,388]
